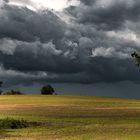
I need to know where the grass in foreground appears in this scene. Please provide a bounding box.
[0,95,140,140]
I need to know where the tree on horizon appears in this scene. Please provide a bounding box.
[41,85,55,95]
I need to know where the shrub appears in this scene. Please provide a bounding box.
[3,90,23,95]
[0,118,28,129]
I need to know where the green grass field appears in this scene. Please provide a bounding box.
[0,95,140,140]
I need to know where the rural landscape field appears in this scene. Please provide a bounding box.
[0,95,140,140]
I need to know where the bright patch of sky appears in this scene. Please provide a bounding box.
[8,0,79,11]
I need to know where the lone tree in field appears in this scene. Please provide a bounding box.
[0,81,3,95]
[131,51,140,66]
[41,85,55,95]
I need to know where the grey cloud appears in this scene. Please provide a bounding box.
[3,0,9,2]
[0,36,138,84]
[0,0,140,87]
[66,0,140,30]
[79,0,96,5]
[0,38,17,55]
[2,57,139,86]
[0,4,66,42]
[0,38,83,73]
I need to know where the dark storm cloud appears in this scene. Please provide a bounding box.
[66,0,140,30]
[0,0,140,87]
[79,0,96,5]
[0,4,66,42]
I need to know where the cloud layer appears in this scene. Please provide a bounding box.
[0,0,140,87]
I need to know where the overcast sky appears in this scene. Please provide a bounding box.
[0,0,140,98]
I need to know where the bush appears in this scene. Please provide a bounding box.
[0,118,44,130]
[0,118,28,129]
[3,90,23,95]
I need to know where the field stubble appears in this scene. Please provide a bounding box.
[0,95,140,140]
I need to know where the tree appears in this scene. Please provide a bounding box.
[41,85,55,95]
[0,81,3,95]
[131,51,140,66]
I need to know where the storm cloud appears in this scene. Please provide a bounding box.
[67,0,140,30]
[0,0,140,89]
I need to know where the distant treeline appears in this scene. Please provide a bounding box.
[0,82,57,95]
[2,90,23,95]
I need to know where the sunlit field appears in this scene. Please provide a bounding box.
[0,95,140,140]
